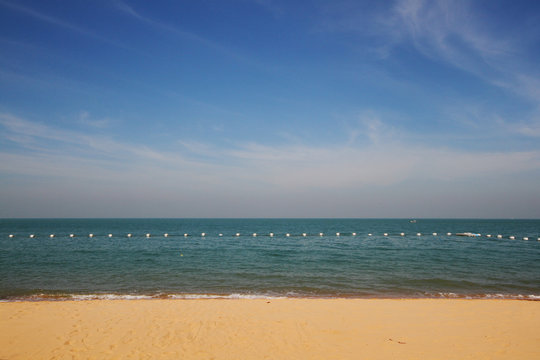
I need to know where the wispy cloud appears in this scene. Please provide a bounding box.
[0,113,170,162]
[0,0,94,37]
[6,113,537,187]
[387,0,540,105]
[0,0,127,49]
[2,113,540,217]
[114,0,255,65]
[317,0,540,137]
[242,0,284,17]
[77,111,110,129]
[389,0,513,70]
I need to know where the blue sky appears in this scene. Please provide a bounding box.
[1,0,540,218]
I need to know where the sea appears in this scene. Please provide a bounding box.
[1,218,539,301]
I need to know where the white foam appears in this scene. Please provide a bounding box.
[4,292,540,302]
[35,292,288,301]
[70,294,154,301]
[168,293,287,300]
[429,292,540,300]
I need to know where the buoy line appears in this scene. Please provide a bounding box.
[8,232,539,240]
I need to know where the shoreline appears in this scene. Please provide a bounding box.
[2,298,539,359]
[2,292,540,302]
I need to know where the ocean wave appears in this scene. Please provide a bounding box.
[424,292,540,300]
[2,292,539,302]
[0,292,290,302]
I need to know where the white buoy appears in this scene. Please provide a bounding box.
[184,233,188,237]
[486,234,492,238]
[509,236,515,240]
[368,233,372,236]
[417,233,421,236]
[108,234,113,238]
[336,232,340,236]
[50,234,54,238]
[302,233,307,237]
[89,234,93,238]
[497,235,502,238]
[164,233,168,237]
[523,237,529,241]
[352,232,356,236]
[253,233,257,237]
[219,233,223,237]
[30,234,35,238]
[400,232,405,236]
[286,233,290,237]
[9,234,14,238]
[236,233,240,237]
[69,234,74,238]
[319,233,324,236]
[146,233,151,238]
[383,233,388,236]
[433,233,437,236]
[269,233,274,237]
[201,233,206,237]
[127,233,132,238]
[447,232,452,236]
[537,237,540,241]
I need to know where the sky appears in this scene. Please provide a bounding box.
[1,0,540,218]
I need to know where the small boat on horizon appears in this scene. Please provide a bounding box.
[456,232,481,237]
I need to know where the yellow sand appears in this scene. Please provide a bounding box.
[1,299,539,359]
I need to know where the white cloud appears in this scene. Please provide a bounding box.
[388,0,540,104]
[78,111,110,129]
[313,1,540,138]
[0,0,126,49]
[2,113,540,217]
[2,113,539,190]
[114,0,256,65]
[390,0,511,71]
[0,113,180,163]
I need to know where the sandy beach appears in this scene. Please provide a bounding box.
[1,299,539,359]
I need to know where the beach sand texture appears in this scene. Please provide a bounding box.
[1,299,539,359]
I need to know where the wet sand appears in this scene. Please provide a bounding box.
[1,299,539,359]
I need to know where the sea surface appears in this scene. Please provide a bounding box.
[1,219,539,301]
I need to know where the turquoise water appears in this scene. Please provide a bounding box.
[1,219,539,300]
